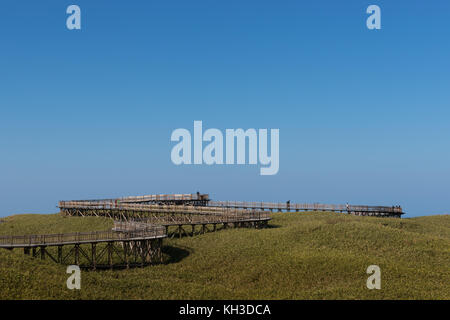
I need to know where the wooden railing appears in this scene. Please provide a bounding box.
[119,193,209,202]
[125,211,272,226]
[60,199,403,216]
[208,201,403,214]
[63,193,209,204]
[113,221,160,232]
[59,201,263,216]
[0,226,166,247]
[59,195,403,215]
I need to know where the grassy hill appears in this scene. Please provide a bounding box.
[0,212,448,299]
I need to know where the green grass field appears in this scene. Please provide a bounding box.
[0,212,448,299]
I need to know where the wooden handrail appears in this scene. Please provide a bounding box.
[0,224,166,247]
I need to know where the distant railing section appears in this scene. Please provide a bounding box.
[113,220,160,232]
[208,201,403,214]
[119,193,209,203]
[63,193,210,204]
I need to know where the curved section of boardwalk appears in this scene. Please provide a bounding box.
[66,193,403,217]
[0,197,272,269]
[0,221,166,269]
[0,225,166,248]
[58,201,266,217]
[0,193,403,269]
[58,201,272,240]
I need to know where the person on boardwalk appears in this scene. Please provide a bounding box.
[346,202,350,214]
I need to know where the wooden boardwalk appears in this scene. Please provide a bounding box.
[0,192,404,269]
[58,200,263,218]
[59,195,404,218]
[59,201,272,240]
[0,226,166,248]
[0,221,166,269]
[114,218,269,239]
[208,201,404,217]
[0,195,272,269]
[86,193,211,206]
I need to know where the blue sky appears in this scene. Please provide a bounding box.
[0,0,449,217]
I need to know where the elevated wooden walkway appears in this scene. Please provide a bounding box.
[0,192,404,269]
[59,196,404,218]
[77,193,404,217]
[73,193,211,206]
[1,196,273,269]
[208,201,404,217]
[58,201,269,219]
[0,226,166,248]
[0,221,166,269]
[59,200,272,240]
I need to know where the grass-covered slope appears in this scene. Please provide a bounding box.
[0,212,448,299]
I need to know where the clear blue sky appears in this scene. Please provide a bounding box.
[0,1,449,217]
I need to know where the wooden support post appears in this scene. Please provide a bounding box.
[151,240,156,263]
[140,241,145,267]
[58,246,62,263]
[178,225,182,238]
[158,238,163,263]
[148,240,153,263]
[134,241,138,264]
[191,225,195,236]
[145,241,150,264]
[24,247,30,255]
[32,247,36,258]
[213,224,217,232]
[74,244,80,265]
[92,243,96,270]
[40,246,45,260]
[108,242,113,269]
[124,241,129,269]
